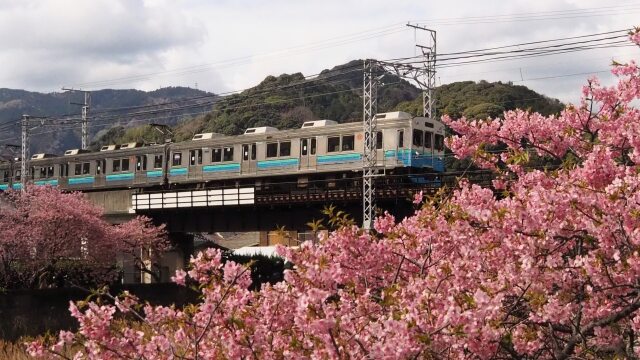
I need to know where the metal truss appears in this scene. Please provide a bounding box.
[361,24,436,229]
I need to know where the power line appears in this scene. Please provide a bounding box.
[414,3,640,26]
[438,29,630,56]
[66,26,409,89]
[0,63,368,136]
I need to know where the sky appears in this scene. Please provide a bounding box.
[0,0,639,104]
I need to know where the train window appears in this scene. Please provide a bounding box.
[96,160,102,175]
[376,131,383,150]
[251,144,256,160]
[342,135,354,151]
[212,148,222,162]
[266,143,278,158]
[280,141,291,157]
[413,129,424,147]
[311,138,316,155]
[15,170,21,181]
[136,155,147,171]
[82,162,90,175]
[189,150,202,166]
[2,170,8,182]
[154,155,163,169]
[223,147,234,161]
[121,159,130,172]
[113,159,121,172]
[48,166,54,178]
[301,139,308,156]
[425,131,433,149]
[59,164,68,177]
[398,130,404,148]
[435,134,445,151]
[327,137,340,152]
[242,144,249,161]
[40,167,47,178]
[75,163,82,175]
[172,153,182,166]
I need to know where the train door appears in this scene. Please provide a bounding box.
[241,143,257,174]
[189,149,203,178]
[133,156,146,184]
[300,137,317,169]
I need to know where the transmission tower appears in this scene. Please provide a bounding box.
[361,24,436,230]
[362,59,381,230]
[407,23,437,118]
[21,115,30,191]
[63,88,91,149]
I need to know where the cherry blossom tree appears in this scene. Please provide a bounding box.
[0,186,169,289]
[28,29,640,359]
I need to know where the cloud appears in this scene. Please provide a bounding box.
[0,0,206,90]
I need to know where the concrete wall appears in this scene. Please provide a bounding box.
[84,189,135,224]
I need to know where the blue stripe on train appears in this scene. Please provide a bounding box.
[317,153,362,164]
[203,163,240,172]
[68,176,95,185]
[169,167,188,176]
[106,172,135,181]
[0,184,8,190]
[395,149,444,172]
[146,170,164,177]
[257,158,299,169]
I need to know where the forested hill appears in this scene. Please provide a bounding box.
[0,86,212,153]
[163,62,560,144]
[398,80,564,120]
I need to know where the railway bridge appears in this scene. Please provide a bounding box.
[85,174,451,233]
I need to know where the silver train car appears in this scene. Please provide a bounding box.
[0,111,445,192]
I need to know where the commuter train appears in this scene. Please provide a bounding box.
[0,111,445,192]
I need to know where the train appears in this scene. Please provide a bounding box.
[0,111,445,193]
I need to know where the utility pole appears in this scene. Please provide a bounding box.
[63,88,91,149]
[362,59,380,230]
[406,23,436,118]
[361,24,436,230]
[21,115,29,191]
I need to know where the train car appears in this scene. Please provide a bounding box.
[0,143,168,192]
[0,111,445,193]
[59,143,168,190]
[166,111,445,188]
